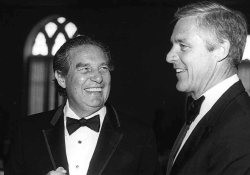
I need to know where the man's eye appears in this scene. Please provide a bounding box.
[78,67,90,72]
[180,44,188,50]
[100,66,109,72]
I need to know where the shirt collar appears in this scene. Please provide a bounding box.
[200,74,239,116]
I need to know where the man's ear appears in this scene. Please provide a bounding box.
[216,39,230,62]
[55,71,66,88]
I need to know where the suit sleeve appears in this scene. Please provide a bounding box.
[138,128,163,175]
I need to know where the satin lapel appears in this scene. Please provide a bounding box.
[166,123,189,175]
[42,105,69,172]
[171,81,246,174]
[87,104,123,175]
[171,114,212,174]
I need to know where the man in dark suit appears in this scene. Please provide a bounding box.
[166,2,250,175]
[5,35,161,175]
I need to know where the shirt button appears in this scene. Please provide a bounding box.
[78,140,82,144]
[76,165,79,168]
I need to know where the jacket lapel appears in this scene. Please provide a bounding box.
[171,81,246,174]
[87,104,123,175]
[42,104,69,172]
[171,114,212,174]
[167,123,192,175]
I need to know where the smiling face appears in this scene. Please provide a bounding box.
[56,44,111,118]
[166,16,220,98]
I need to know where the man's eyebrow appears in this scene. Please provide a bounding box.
[173,38,186,43]
[100,62,109,66]
[75,62,89,69]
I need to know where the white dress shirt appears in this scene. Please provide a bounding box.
[64,100,106,175]
[174,74,239,162]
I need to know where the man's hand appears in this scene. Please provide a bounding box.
[46,167,67,175]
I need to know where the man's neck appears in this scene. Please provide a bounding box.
[192,66,237,99]
[67,101,103,119]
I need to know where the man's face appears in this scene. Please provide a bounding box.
[61,44,111,117]
[166,16,219,98]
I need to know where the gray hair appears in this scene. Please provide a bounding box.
[174,1,248,67]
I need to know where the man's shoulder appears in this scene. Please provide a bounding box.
[236,90,250,109]
[113,107,152,133]
[225,81,250,114]
[21,107,61,128]
[230,90,250,117]
[214,89,250,132]
[218,80,250,113]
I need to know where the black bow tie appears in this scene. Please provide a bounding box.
[66,115,100,135]
[186,96,205,125]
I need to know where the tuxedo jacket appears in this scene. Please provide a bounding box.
[168,81,250,175]
[5,103,161,175]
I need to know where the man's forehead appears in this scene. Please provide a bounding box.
[171,18,211,43]
[171,34,188,43]
[66,45,108,68]
[171,28,195,44]
[171,19,194,39]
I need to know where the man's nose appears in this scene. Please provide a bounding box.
[166,48,178,63]
[90,71,103,83]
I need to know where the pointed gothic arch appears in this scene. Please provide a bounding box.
[23,15,78,116]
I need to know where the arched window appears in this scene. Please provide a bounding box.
[23,15,78,116]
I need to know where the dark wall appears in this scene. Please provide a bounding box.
[1,0,250,154]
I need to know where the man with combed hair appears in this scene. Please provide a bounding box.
[166,2,250,175]
[5,35,161,175]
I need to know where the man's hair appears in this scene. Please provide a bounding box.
[53,35,113,97]
[174,1,248,67]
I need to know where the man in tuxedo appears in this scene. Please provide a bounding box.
[5,35,161,175]
[166,1,250,175]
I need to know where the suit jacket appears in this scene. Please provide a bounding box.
[5,103,161,175]
[167,81,250,175]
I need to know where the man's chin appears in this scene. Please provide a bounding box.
[88,99,105,109]
[83,103,104,116]
[176,83,188,92]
